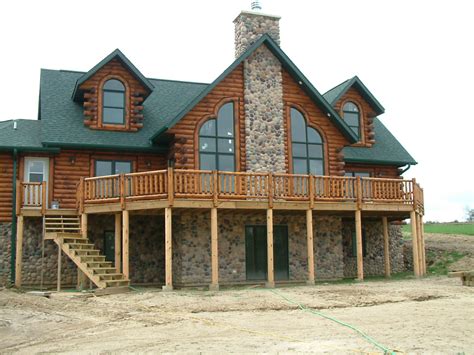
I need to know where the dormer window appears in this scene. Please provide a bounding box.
[342,102,360,140]
[102,79,125,125]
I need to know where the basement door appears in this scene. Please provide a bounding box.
[245,225,289,281]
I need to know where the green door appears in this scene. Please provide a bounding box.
[104,231,115,263]
[245,225,289,281]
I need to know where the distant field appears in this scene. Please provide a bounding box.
[402,223,474,236]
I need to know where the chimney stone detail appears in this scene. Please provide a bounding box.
[234,11,281,58]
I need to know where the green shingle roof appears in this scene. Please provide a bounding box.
[343,118,416,166]
[40,69,208,152]
[323,76,385,115]
[0,119,55,152]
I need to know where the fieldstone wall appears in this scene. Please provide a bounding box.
[0,223,12,285]
[234,11,281,57]
[87,215,165,285]
[243,45,286,172]
[172,211,344,285]
[342,220,405,277]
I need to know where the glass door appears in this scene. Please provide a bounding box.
[23,157,49,207]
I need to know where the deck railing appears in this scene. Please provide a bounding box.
[75,169,424,213]
[16,181,47,214]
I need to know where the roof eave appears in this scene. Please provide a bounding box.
[42,141,168,153]
[344,157,417,166]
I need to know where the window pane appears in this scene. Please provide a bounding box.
[218,138,234,153]
[217,103,234,137]
[292,143,307,158]
[291,108,306,142]
[307,127,322,143]
[103,79,125,91]
[200,119,216,136]
[96,161,112,176]
[103,107,124,124]
[354,172,370,177]
[115,161,132,174]
[344,112,359,127]
[104,91,124,108]
[29,161,44,173]
[345,172,354,177]
[199,137,216,152]
[293,159,308,174]
[308,144,323,158]
[349,126,360,137]
[29,173,43,183]
[343,102,358,112]
[309,159,323,175]
[200,154,216,170]
[218,154,235,172]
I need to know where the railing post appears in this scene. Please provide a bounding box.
[167,167,174,207]
[79,178,84,214]
[120,174,125,210]
[41,181,47,214]
[308,174,314,209]
[16,180,22,216]
[412,178,417,210]
[268,173,274,209]
[356,176,362,209]
[213,170,218,207]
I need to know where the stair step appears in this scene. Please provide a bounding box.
[74,249,100,256]
[93,267,118,275]
[68,243,95,249]
[80,255,106,262]
[99,273,127,280]
[86,261,113,268]
[63,237,87,243]
[104,280,130,287]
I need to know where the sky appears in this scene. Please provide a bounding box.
[0,0,472,222]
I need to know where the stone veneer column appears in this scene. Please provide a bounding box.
[234,11,286,173]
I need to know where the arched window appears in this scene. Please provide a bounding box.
[102,79,125,125]
[342,102,360,139]
[290,108,324,175]
[199,102,235,171]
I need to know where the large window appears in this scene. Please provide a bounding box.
[290,108,324,175]
[102,79,125,125]
[199,102,235,171]
[95,160,132,176]
[342,102,360,140]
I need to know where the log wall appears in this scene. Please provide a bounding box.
[0,153,14,222]
[79,59,148,131]
[168,64,246,171]
[282,69,349,176]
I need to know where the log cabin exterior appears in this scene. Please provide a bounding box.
[0,10,425,290]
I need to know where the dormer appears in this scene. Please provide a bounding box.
[324,76,384,147]
[72,49,154,132]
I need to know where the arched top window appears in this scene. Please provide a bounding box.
[199,102,235,171]
[342,101,360,139]
[102,79,125,125]
[290,108,324,175]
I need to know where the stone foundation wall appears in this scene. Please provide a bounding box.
[342,220,405,277]
[0,223,12,285]
[315,216,344,279]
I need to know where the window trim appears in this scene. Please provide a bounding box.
[102,79,126,125]
[98,75,130,129]
[288,106,326,176]
[341,100,365,143]
[94,159,133,177]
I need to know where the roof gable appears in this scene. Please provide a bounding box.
[151,35,358,144]
[72,49,154,102]
[323,76,385,115]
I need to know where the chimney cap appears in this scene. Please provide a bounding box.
[233,10,281,23]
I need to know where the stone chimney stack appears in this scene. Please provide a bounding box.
[234,11,281,58]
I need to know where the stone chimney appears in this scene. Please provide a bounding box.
[234,11,281,58]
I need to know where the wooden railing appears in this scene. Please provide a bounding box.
[17,181,47,214]
[76,169,424,213]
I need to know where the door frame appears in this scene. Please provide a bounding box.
[23,157,50,207]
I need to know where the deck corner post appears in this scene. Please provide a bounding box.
[355,209,364,281]
[266,208,275,288]
[167,167,174,207]
[212,170,218,207]
[16,180,22,216]
[308,175,315,209]
[268,173,274,209]
[122,210,130,280]
[382,216,391,278]
[41,181,47,214]
[410,210,420,277]
[115,213,122,273]
[120,174,125,210]
[356,176,362,209]
[14,215,24,288]
[210,207,219,291]
[306,209,315,285]
[163,207,173,291]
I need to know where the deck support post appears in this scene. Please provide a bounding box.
[122,210,129,280]
[416,213,425,276]
[419,215,426,275]
[266,209,275,288]
[382,217,391,278]
[163,207,173,291]
[14,215,24,288]
[355,209,364,281]
[81,213,88,238]
[77,269,86,290]
[306,209,315,285]
[410,210,420,277]
[210,208,219,291]
[114,213,122,273]
[57,240,62,292]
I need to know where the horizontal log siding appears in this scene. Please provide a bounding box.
[0,153,14,222]
[168,64,245,171]
[334,87,376,147]
[79,59,147,131]
[282,69,349,176]
[344,163,400,178]
[53,150,166,209]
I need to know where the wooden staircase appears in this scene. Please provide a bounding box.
[44,215,130,290]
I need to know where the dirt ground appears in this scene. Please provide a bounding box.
[0,234,473,354]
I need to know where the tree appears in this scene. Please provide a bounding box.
[465,206,474,222]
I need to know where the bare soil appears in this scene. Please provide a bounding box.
[0,234,473,354]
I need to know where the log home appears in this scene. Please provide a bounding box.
[0,10,425,291]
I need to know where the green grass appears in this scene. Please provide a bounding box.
[402,222,474,236]
[427,251,466,275]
